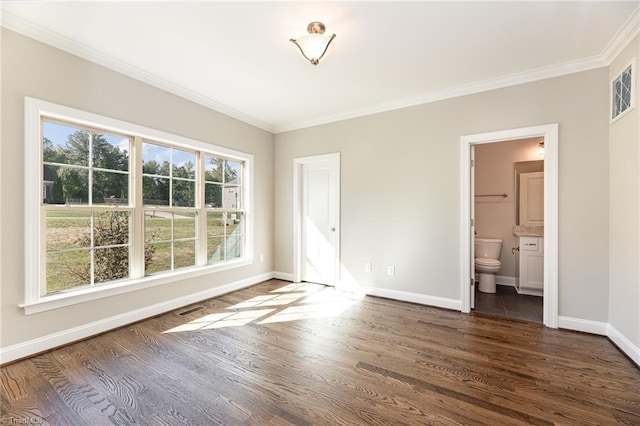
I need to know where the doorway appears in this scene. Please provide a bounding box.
[293,153,340,286]
[460,124,558,328]
[473,139,544,322]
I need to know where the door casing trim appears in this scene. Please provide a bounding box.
[293,153,341,285]
[460,124,558,328]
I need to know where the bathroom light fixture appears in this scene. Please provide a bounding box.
[290,22,336,65]
[538,142,545,157]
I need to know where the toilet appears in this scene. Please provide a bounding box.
[475,238,503,293]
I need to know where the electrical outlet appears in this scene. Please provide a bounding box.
[365,262,372,272]
[387,266,395,276]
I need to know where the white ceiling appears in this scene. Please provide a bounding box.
[2,1,639,133]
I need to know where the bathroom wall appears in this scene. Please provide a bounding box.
[474,138,543,282]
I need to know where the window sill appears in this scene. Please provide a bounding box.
[20,258,253,315]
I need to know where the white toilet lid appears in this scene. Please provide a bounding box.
[475,258,501,267]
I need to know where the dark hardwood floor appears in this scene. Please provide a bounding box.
[2,279,639,425]
[474,285,543,323]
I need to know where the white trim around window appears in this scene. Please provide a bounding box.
[23,97,254,314]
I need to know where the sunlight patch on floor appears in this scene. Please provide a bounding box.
[227,292,307,309]
[163,282,360,333]
[258,301,355,324]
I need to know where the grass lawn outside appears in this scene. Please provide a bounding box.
[45,210,242,294]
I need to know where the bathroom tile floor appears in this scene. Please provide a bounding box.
[473,284,543,323]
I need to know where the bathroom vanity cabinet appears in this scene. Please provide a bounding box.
[517,236,543,296]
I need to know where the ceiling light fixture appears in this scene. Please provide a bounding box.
[290,22,336,66]
[538,142,545,157]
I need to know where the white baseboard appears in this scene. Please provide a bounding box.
[364,287,461,311]
[273,271,295,282]
[5,273,638,369]
[495,275,516,286]
[558,316,608,335]
[607,324,640,367]
[516,287,543,297]
[0,272,274,365]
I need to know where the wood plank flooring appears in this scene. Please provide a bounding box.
[2,279,639,425]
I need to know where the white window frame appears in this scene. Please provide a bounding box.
[23,97,254,314]
[610,57,637,123]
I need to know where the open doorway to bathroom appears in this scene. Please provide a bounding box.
[473,138,544,322]
[460,123,558,328]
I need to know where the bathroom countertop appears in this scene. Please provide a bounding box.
[513,225,544,237]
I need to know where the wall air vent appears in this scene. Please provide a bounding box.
[611,58,636,122]
[176,305,205,317]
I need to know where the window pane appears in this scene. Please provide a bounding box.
[146,242,172,275]
[204,156,223,183]
[145,213,172,242]
[174,212,196,239]
[225,236,242,259]
[174,241,195,269]
[92,132,130,172]
[207,212,226,237]
[93,171,128,205]
[94,247,129,283]
[207,237,224,264]
[143,176,169,205]
[46,210,92,251]
[45,166,88,204]
[173,180,195,207]
[226,160,242,185]
[46,250,91,294]
[205,183,222,207]
[222,186,241,209]
[172,149,196,179]
[228,213,243,236]
[43,121,88,166]
[142,142,170,176]
[93,211,130,246]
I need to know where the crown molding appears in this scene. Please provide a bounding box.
[0,11,274,133]
[273,55,606,133]
[3,6,638,135]
[601,5,640,65]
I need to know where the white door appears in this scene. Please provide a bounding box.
[297,154,340,285]
[519,172,544,226]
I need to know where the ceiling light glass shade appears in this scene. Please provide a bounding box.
[290,22,336,65]
[538,142,545,157]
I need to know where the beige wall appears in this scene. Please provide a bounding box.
[275,67,610,322]
[5,26,637,360]
[0,29,274,349]
[608,35,640,349]
[474,138,542,279]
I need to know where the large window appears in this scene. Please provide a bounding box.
[25,98,253,312]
